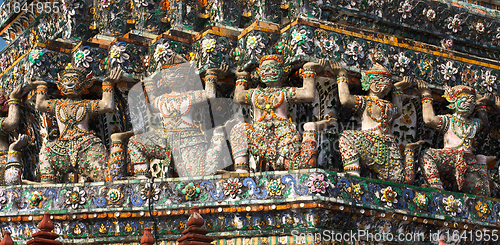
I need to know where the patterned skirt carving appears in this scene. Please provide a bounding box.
[231,121,317,171]
[339,130,403,183]
[43,134,107,182]
[128,128,225,177]
[421,148,489,196]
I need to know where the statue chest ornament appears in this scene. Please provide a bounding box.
[362,96,397,133]
[157,93,197,129]
[251,88,291,122]
[447,115,479,150]
[54,100,93,139]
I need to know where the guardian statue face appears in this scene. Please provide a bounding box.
[362,63,393,98]
[443,85,476,115]
[258,60,284,84]
[256,55,290,85]
[57,68,93,96]
[368,74,392,98]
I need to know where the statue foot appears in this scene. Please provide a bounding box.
[21,179,51,185]
[123,176,149,180]
[213,125,225,136]
[216,169,249,175]
[345,171,360,177]
[110,131,135,142]
[430,184,444,190]
[304,117,337,131]
[9,134,29,152]
[405,140,425,150]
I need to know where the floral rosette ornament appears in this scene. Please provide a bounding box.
[28,191,44,208]
[291,29,306,47]
[182,183,201,200]
[108,42,130,67]
[267,178,285,196]
[153,42,173,65]
[246,35,265,56]
[446,14,463,33]
[398,0,413,19]
[290,28,312,55]
[439,61,458,81]
[343,40,365,65]
[101,0,113,8]
[231,47,241,62]
[481,70,497,92]
[223,178,242,199]
[347,183,363,199]
[442,196,462,217]
[393,52,410,74]
[306,174,329,195]
[413,192,428,209]
[314,31,340,60]
[475,201,490,218]
[275,42,285,54]
[202,38,216,53]
[418,58,433,77]
[28,49,44,66]
[140,183,161,201]
[441,39,453,50]
[375,186,398,207]
[73,47,93,68]
[371,49,387,64]
[423,7,436,22]
[0,190,7,209]
[65,187,86,209]
[106,188,123,205]
[473,20,486,35]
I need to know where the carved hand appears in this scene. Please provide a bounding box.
[329,61,347,76]
[207,64,230,78]
[28,79,48,92]
[103,67,123,83]
[304,58,328,72]
[394,76,412,90]
[477,93,493,105]
[9,134,29,152]
[9,83,25,99]
[494,95,500,111]
[416,79,431,96]
[235,68,250,78]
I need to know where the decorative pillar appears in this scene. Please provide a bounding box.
[177,206,214,245]
[0,231,14,245]
[140,227,155,245]
[27,212,62,245]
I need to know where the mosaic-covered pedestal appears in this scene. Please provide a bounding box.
[0,169,498,244]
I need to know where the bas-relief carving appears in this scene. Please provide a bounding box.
[4,36,495,198]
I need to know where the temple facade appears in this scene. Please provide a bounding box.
[0,0,498,244]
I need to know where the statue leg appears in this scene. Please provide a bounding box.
[339,132,360,177]
[77,139,107,182]
[106,131,135,181]
[288,118,335,170]
[201,126,226,174]
[463,155,490,196]
[128,131,170,179]
[229,122,250,172]
[421,149,444,190]
[4,135,28,185]
[402,141,424,184]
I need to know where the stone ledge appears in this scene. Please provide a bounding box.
[0,169,499,243]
